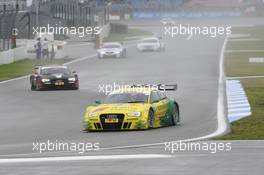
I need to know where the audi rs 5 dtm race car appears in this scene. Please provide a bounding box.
[83,84,180,131]
[137,37,165,52]
[30,65,79,90]
[97,42,127,58]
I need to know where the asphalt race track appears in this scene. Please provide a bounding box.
[0,19,264,174]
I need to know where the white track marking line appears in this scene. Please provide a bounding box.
[225,50,264,53]
[227,75,264,79]
[0,75,30,84]
[229,107,251,112]
[63,54,96,66]
[228,100,248,105]
[228,104,250,108]
[0,154,172,164]
[226,79,252,122]
[182,36,229,140]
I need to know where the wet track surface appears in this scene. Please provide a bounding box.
[0,19,263,175]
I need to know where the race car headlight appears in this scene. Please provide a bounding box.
[41,78,50,83]
[127,112,141,117]
[68,77,76,82]
[114,51,121,54]
[89,112,99,117]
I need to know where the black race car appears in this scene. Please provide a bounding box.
[30,65,79,90]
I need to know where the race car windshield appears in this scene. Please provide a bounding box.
[142,39,158,43]
[104,93,148,104]
[102,44,121,49]
[41,68,71,75]
[162,18,172,21]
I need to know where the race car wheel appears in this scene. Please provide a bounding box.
[73,86,79,90]
[171,104,180,126]
[31,83,36,91]
[97,53,103,59]
[148,110,154,129]
[35,83,41,91]
[122,50,127,58]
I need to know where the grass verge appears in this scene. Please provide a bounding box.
[225,52,264,77]
[219,25,264,139]
[225,26,264,77]
[220,79,264,140]
[0,59,71,81]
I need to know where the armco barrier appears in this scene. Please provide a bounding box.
[0,49,14,65]
[0,47,27,65]
[133,11,241,19]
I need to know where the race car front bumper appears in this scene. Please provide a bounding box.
[38,80,79,90]
[84,113,148,131]
[138,46,159,51]
[98,52,121,58]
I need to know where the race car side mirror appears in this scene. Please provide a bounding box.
[95,100,101,104]
[151,100,159,104]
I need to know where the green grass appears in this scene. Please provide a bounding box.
[103,28,152,42]
[225,25,264,77]
[219,25,264,140]
[0,59,70,81]
[231,26,264,39]
[226,40,264,50]
[220,79,264,140]
[225,52,264,77]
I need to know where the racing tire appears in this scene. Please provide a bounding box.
[35,83,41,91]
[97,53,103,59]
[31,83,36,91]
[73,86,79,90]
[171,104,180,126]
[148,110,155,129]
[122,50,127,58]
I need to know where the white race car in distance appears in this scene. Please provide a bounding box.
[137,37,165,52]
[97,42,127,58]
[160,18,175,26]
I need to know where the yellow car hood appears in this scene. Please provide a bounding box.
[89,103,148,114]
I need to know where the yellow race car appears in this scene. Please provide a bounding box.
[83,84,180,131]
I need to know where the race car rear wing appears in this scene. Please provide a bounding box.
[33,65,42,69]
[158,84,177,91]
[130,84,177,91]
